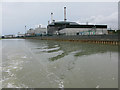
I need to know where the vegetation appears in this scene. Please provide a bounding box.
[116,30,120,34]
[108,30,120,34]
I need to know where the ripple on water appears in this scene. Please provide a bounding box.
[40,47,60,52]
[46,72,64,88]
[59,80,64,88]
[2,55,28,88]
[21,56,27,59]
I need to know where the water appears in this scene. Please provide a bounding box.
[2,39,118,88]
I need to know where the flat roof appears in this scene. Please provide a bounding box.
[49,21,79,25]
[48,21,107,28]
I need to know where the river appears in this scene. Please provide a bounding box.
[2,39,118,88]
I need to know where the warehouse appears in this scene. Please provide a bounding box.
[47,21,108,35]
[27,25,47,36]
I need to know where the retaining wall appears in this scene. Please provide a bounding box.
[25,34,120,45]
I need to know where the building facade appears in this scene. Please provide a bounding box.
[27,26,47,36]
[34,27,47,36]
[4,35,15,38]
[27,28,35,36]
[47,21,108,35]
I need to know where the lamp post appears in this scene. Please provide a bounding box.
[25,25,26,36]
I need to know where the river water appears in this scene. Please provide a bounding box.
[2,39,118,88]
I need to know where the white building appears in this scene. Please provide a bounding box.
[17,34,25,37]
[59,27,107,35]
[4,35,15,38]
[34,25,47,35]
[27,28,35,36]
[27,25,47,36]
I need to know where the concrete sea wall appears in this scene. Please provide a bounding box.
[24,34,120,45]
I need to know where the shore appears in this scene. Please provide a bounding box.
[24,34,120,45]
[2,34,120,45]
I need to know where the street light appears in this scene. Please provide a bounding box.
[25,25,26,36]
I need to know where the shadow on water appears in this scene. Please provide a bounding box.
[50,52,66,61]
[26,39,118,61]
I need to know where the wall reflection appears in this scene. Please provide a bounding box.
[26,39,118,61]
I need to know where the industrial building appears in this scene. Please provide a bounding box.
[27,25,47,36]
[47,7,108,35]
[47,21,107,35]
[17,32,25,37]
[27,28,35,36]
[27,7,108,36]
[4,35,15,38]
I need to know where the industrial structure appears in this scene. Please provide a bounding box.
[26,7,108,36]
[47,7,108,35]
[47,21,107,35]
[27,25,47,36]
[4,35,15,38]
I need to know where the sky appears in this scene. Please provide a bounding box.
[2,2,118,35]
[118,1,120,30]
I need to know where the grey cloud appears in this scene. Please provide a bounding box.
[86,12,118,29]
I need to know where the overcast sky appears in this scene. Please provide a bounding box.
[2,2,118,35]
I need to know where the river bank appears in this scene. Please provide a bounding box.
[24,34,119,45]
[2,34,120,45]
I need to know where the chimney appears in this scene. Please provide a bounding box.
[86,22,88,25]
[64,7,67,21]
[38,25,41,28]
[48,21,50,25]
[51,12,53,23]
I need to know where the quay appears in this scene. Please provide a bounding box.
[24,34,120,45]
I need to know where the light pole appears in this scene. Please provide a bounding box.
[25,25,26,36]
